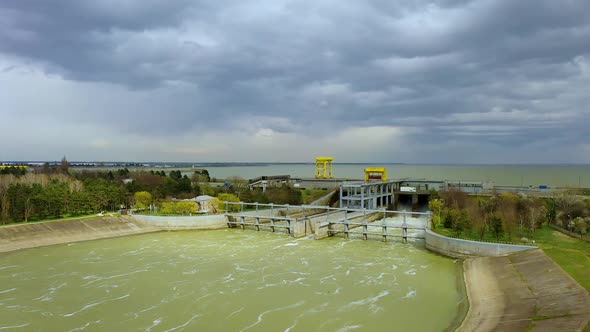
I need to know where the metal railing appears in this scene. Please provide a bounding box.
[223,201,431,216]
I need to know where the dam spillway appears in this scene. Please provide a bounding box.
[225,203,430,243]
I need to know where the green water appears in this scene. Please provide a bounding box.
[0,231,462,331]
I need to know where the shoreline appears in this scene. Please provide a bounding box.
[458,249,590,331]
[445,257,470,332]
[0,216,160,254]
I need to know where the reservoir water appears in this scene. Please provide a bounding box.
[194,164,590,188]
[0,230,462,331]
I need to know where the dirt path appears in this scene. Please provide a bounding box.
[458,249,590,331]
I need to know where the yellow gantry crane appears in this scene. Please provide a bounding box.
[0,165,28,169]
[315,156,334,179]
[364,167,387,182]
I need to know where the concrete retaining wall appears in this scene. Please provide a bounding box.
[424,228,536,258]
[132,214,227,230]
[0,216,159,253]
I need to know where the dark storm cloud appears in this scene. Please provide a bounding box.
[1,0,590,162]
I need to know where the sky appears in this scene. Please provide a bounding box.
[1,0,590,164]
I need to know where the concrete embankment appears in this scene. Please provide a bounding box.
[458,249,590,332]
[424,228,536,258]
[0,216,159,253]
[132,214,227,230]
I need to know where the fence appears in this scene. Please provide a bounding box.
[549,224,590,242]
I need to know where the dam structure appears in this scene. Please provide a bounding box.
[224,202,429,243]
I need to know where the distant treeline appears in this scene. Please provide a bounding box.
[430,190,590,241]
[0,163,302,224]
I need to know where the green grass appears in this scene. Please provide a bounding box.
[301,188,330,204]
[533,226,590,292]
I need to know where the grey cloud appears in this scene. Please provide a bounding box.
[0,0,590,162]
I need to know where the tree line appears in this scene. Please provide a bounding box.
[0,165,303,223]
[429,190,590,242]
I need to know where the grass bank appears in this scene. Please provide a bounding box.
[533,227,590,292]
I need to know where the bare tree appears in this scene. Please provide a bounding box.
[440,189,469,210]
[0,175,16,224]
[528,204,546,236]
[498,193,518,240]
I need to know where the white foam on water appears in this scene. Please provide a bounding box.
[33,282,68,302]
[123,247,149,256]
[335,324,362,332]
[283,242,298,247]
[319,275,335,283]
[341,290,390,311]
[67,319,102,332]
[404,269,417,276]
[257,277,309,290]
[401,289,416,299]
[221,273,235,283]
[239,301,305,332]
[234,264,256,273]
[375,272,385,280]
[63,294,129,317]
[144,318,162,332]
[0,288,16,295]
[163,314,201,332]
[284,321,297,332]
[0,265,19,270]
[0,298,15,306]
[0,323,30,330]
[226,307,244,319]
[133,305,159,318]
[81,270,147,286]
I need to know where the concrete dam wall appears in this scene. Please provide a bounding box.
[424,228,537,259]
[132,214,227,230]
[0,216,159,253]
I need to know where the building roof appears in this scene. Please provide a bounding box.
[195,195,215,202]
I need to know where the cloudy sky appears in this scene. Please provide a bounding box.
[1,0,589,163]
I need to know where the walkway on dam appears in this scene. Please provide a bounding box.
[224,202,431,241]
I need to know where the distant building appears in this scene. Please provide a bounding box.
[195,195,216,213]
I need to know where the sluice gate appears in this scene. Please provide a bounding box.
[224,202,430,243]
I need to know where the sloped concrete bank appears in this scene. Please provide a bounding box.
[0,216,160,253]
[457,249,590,332]
[425,230,589,331]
